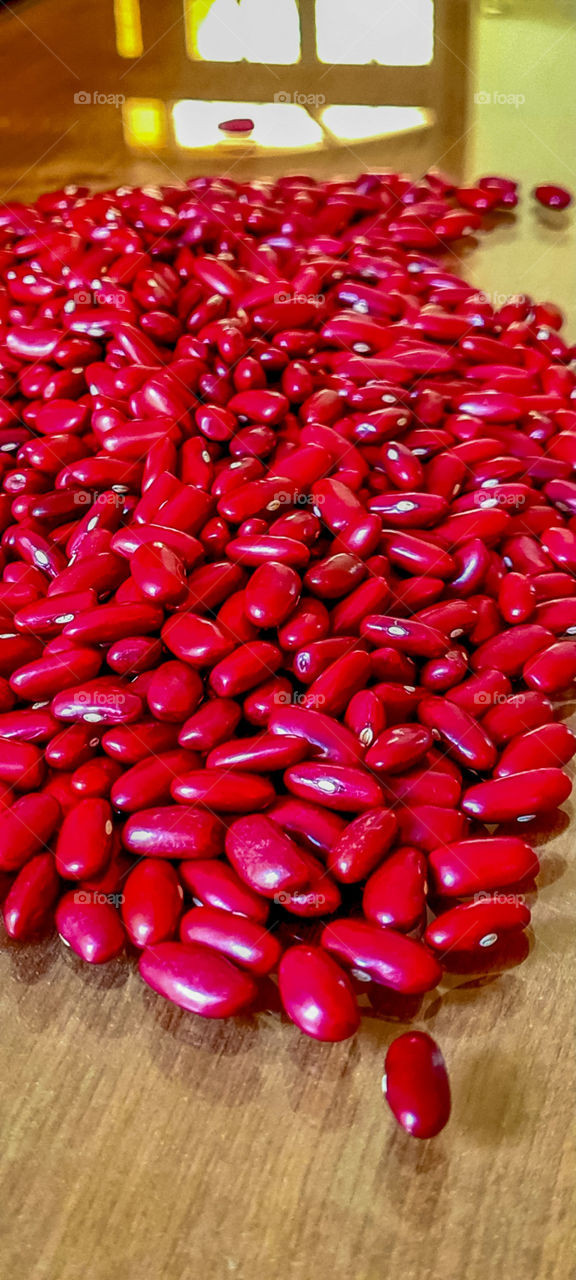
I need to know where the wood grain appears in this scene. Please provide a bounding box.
[0,2,575,1277]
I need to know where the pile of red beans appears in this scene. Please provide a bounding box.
[0,169,575,1139]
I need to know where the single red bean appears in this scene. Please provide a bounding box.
[179,858,269,924]
[225,814,311,898]
[418,696,497,771]
[278,945,360,1042]
[0,739,45,790]
[523,640,576,693]
[365,725,432,773]
[180,906,280,975]
[266,796,345,856]
[495,723,576,777]
[0,792,60,871]
[322,918,441,994]
[284,762,383,812]
[327,807,397,883]
[122,806,224,859]
[428,836,539,895]
[209,641,282,697]
[110,749,199,811]
[172,769,275,812]
[481,691,555,744]
[3,851,60,939]
[56,797,114,880]
[56,892,125,963]
[51,681,143,725]
[147,661,203,723]
[268,703,362,766]
[383,1032,451,1139]
[121,859,183,948]
[462,769,571,821]
[70,757,124,798]
[363,847,427,932]
[139,941,257,1017]
[396,804,469,852]
[425,897,531,953]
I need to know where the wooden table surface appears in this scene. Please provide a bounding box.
[0,3,575,1278]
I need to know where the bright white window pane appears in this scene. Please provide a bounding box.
[188,0,301,64]
[316,0,434,65]
[321,105,432,142]
[172,101,322,150]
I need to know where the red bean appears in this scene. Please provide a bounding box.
[322,919,441,994]
[121,859,183,948]
[523,640,576,693]
[209,641,281,697]
[139,941,257,1017]
[428,836,539,896]
[284,762,383,812]
[0,792,60,871]
[268,703,362,766]
[418,696,497,771]
[396,805,469,852]
[102,719,180,764]
[225,814,310,898]
[365,725,432,773]
[56,798,114,879]
[122,806,224,859]
[180,906,280,975]
[495,723,576,777]
[56,892,125,964]
[179,858,269,924]
[383,1032,451,1139]
[462,768,571,821]
[327,807,397,883]
[363,847,427,932]
[266,796,345,855]
[425,897,531,953]
[111,749,199,811]
[278,945,360,1042]
[3,852,60,939]
[172,769,275,812]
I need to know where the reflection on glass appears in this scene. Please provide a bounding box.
[315,0,434,65]
[321,105,432,143]
[172,100,322,149]
[184,0,301,63]
[122,99,167,148]
[114,0,144,58]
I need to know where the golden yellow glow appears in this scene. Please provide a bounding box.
[172,100,322,150]
[183,0,301,64]
[122,99,167,149]
[315,0,434,65]
[321,105,433,143]
[114,0,144,59]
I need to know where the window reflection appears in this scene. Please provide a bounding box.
[315,0,434,65]
[184,0,301,63]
